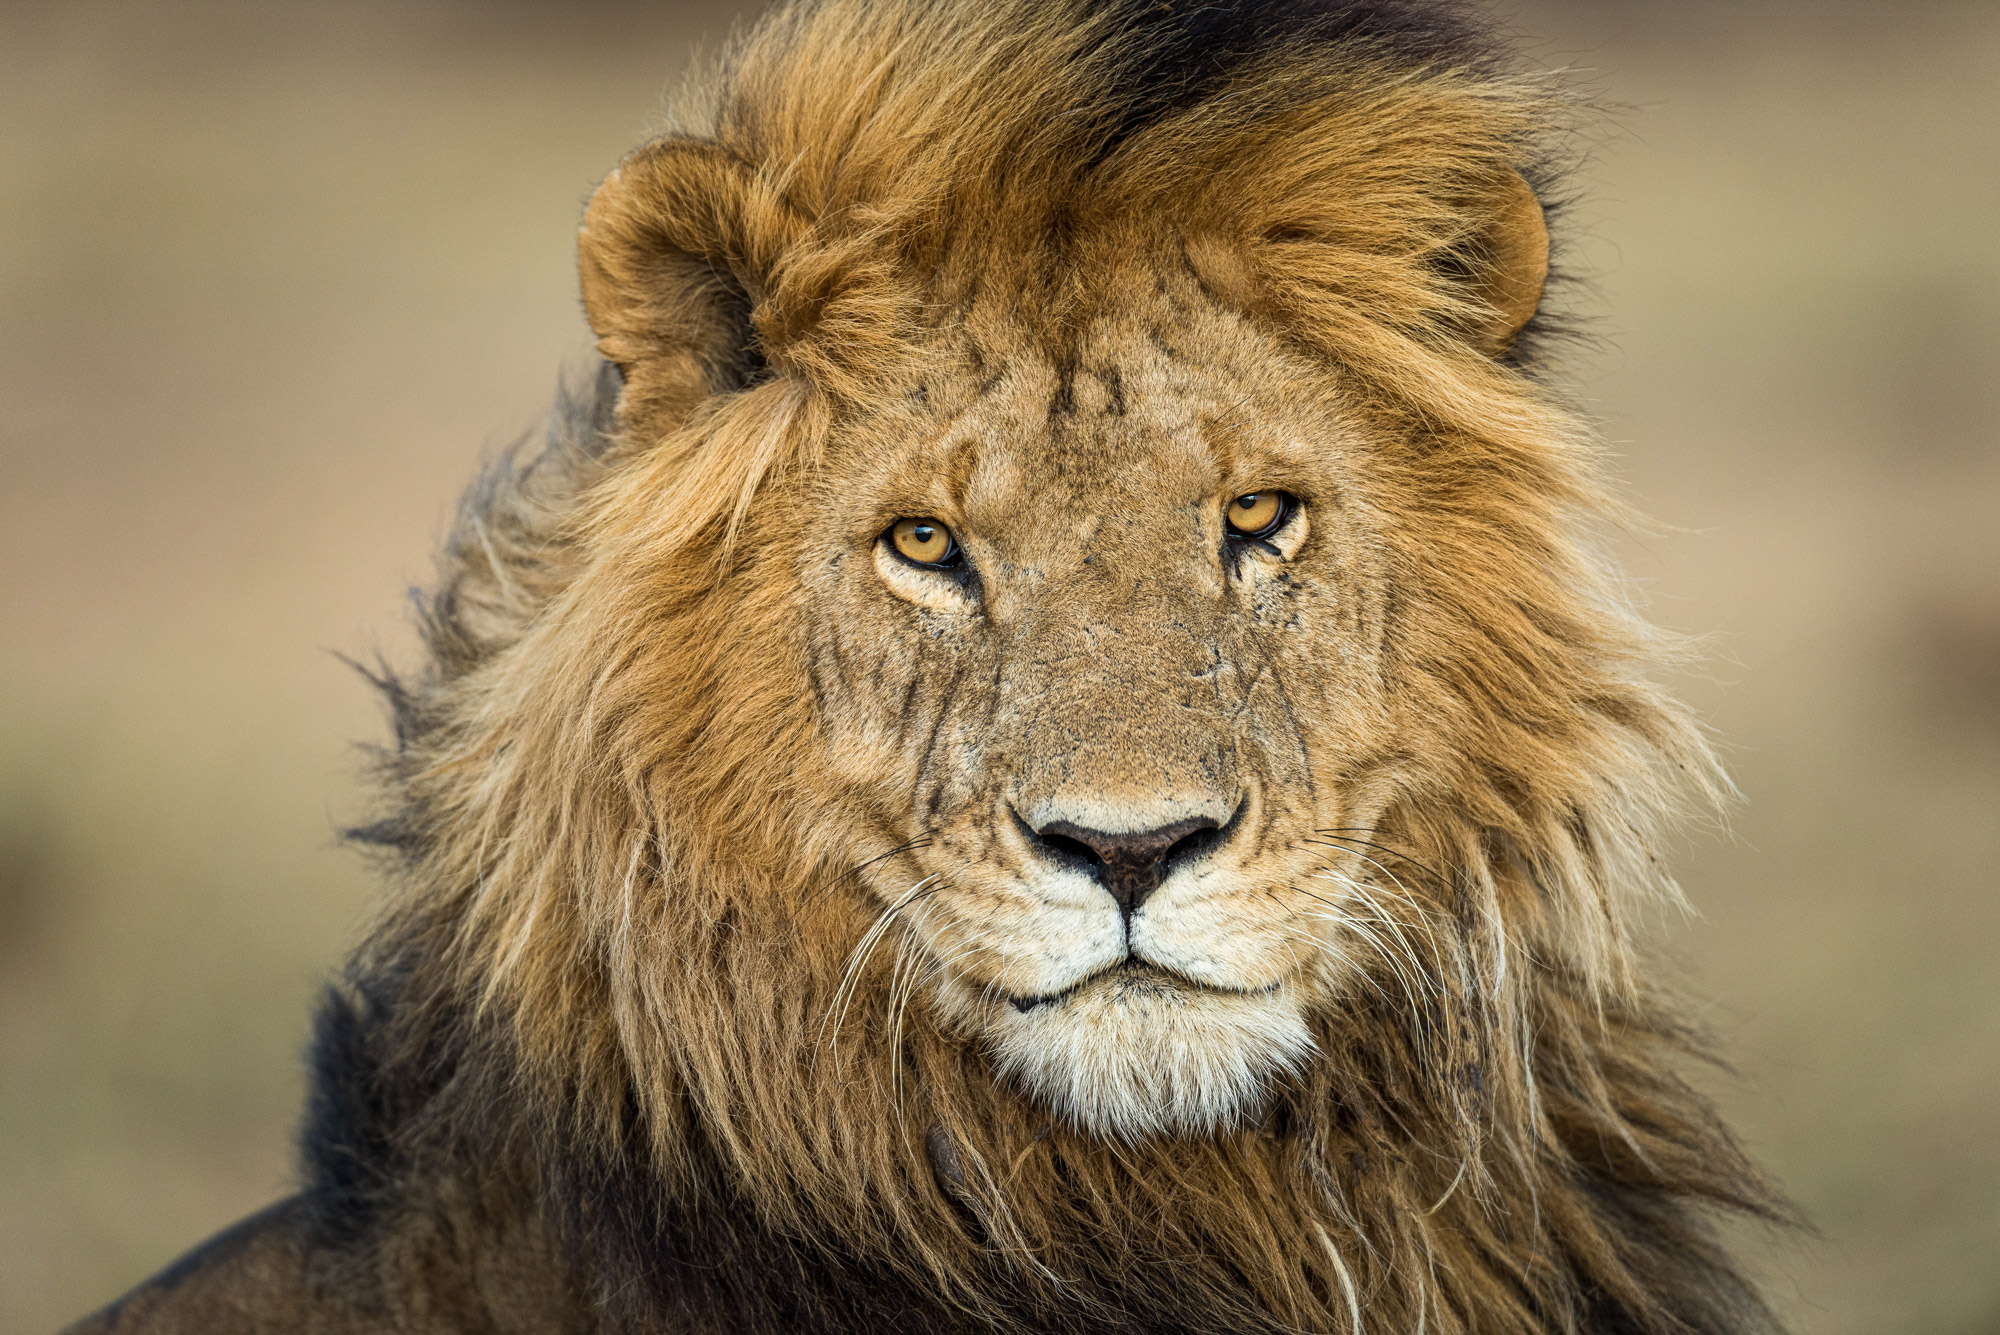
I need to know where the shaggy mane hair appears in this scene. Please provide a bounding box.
[282,2,1791,1333]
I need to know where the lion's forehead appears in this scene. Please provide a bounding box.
[833,295,1346,553]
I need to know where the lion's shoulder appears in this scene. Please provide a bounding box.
[62,1198,317,1335]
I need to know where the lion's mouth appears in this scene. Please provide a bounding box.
[1006,959,1283,1013]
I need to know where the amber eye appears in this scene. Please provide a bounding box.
[1225,491,1292,539]
[888,517,961,568]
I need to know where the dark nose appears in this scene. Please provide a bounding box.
[1020,815,1226,920]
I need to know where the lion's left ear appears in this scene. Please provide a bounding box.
[1469,171,1548,353]
[578,139,806,419]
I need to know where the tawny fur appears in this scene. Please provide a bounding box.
[70,2,1785,1332]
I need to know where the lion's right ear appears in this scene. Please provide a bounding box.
[578,140,806,417]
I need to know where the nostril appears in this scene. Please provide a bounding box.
[1034,827,1105,873]
[1159,822,1223,873]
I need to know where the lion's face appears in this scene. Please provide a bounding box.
[571,35,1561,1148]
[796,267,1404,1138]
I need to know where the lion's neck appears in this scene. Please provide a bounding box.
[296,916,1776,1335]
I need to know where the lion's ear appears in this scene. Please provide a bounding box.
[1469,171,1548,354]
[578,139,805,415]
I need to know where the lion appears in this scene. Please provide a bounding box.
[67,1,1786,1331]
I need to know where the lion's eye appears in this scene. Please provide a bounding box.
[888,517,961,568]
[1224,491,1293,539]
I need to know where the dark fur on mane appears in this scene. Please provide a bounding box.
[301,944,1783,1334]
[1088,0,1505,148]
[296,911,1786,1333]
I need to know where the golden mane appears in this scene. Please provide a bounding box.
[273,2,1789,1333]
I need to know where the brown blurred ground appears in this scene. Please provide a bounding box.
[1,2,1995,1331]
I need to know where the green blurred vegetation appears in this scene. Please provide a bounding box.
[2,2,1995,1331]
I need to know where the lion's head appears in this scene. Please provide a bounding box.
[734,246,1546,1141]
[354,2,1778,1329]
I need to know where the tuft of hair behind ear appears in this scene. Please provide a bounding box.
[577,139,806,426]
[1473,170,1548,354]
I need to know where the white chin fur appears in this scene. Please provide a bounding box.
[987,973,1314,1141]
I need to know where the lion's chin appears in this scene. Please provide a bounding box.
[984,969,1315,1142]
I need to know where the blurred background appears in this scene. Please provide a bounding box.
[1,1,1994,1330]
